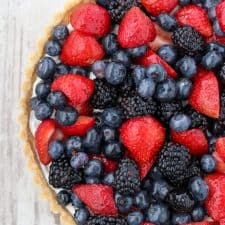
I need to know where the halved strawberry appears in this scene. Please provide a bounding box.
[138,159,155,180]
[118,7,156,48]
[189,68,220,119]
[175,5,213,38]
[216,1,225,33]
[51,74,95,106]
[73,184,118,216]
[70,3,111,37]
[136,49,177,79]
[213,137,225,173]
[171,129,208,156]
[60,31,104,66]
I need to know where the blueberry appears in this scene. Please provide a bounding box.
[213,20,225,36]
[35,82,51,99]
[74,208,90,225]
[113,50,131,67]
[127,45,148,58]
[85,176,101,184]
[189,176,209,201]
[203,0,220,9]
[48,140,64,159]
[157,13,177,32]
[200,154,216,173]
[105,62,127,85]
[211,120,224,135]
[103,172,115,185]
[35,102,53,120]
[141,177,153,191]
[84,159,104,178]
[36,57,56,80]
[83,128,102,154]
[57,190,71,206]
[70,152,89,170]
[71,193,84,208]
[47,91,67,108]
[132,66,146,86]
[102,33,119,55]
[52,24,69,40]
[44,40,61,56]
[127,211,144,225]
[70,66,88,76]
[96,0,110,8]
[176,56,197,78]
[170,114,192,132]
[30,97,43,110]
[172,213,191,225]
[176,78,193,100]
[191,206,205,222]
[201,51,223,70]
[134,190,150,209]
[54,64,70,78]
[206,42,225,57]
[138,78,156,99]
[155,78,177,102]
[94,112,104,128]
[101,126,117,143]
[157,45,178,65]
[152,179,170,201]
[103,142,124,160]
[115,192,133,213]
[102,107,123,128]
[65,136,83,156]
[179,0,191,5]
[147,203,170,225]
[55,106,78,126]
[146,64,167,83]
[91,60,106,79]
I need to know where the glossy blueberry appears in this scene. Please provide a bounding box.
[34,102,53,120]
[147,203,170,225]
[133,66,146,86]
[105,62,127,85]
[127,45,148,58]
[44,40,61,56]
[35,82,51,99]
[74,208,90,225]
[172,213,191,225]
[189,176,209,201]
[203,0,220,9]
[103,172,115,185]
[155,78,177,102]
[36,57,56,80]
[71,193,84,208]
[85,176,101,184]
[179,0,191,6]
[91,60,106,79]
[202,51,223,70]
[30,97,43,110]
[152,179,170,201]
[52,24,69,40]
[127,211,144,225]
[84,159,104,178]
[191,206,205,222]
[113,50,131,67]
[200,154,216,173]
[102,33,119,55]
[55,106,78,126]
[206,42,225,57]
[47,91,67,108]
[134,190,150,209]
[54,64,70,78]
[176,78,193,100]
[157,45,178,65]
[102,107,123,128]
[70,152,89,170]
[70,66,88,76]
[157,13,177,32]
[48,140,64,159]
[101,126,117,143]
[65,136,83,156]
[211,121,224,135]
[213,20,225,36]
[176,56,197,78]
[146,64,167,83]
[138,78,156,99]
[170,114,191,132]
[115,192,133,213]
[57,190,71,206]
[103,142,124,160]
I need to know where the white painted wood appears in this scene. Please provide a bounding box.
[0,0,69,224]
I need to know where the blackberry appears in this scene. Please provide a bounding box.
[172,26,205,56]
[218,63,225,84]
[114,158,141,195]
[87,215,128,225]
[91,79,118,109]
[49,155,82,189]
[118,75,135,98]
[219,92,225,126]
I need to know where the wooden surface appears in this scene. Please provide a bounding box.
[0,0,70,224]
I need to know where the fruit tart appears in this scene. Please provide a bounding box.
[19,0,225,225]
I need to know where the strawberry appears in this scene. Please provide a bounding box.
[216,1,225,33]
[213,137,225,173]
[73,184,118,216]
[141,0,178,17]
[183,222,219,225]
[74,102,93,116]
[58,116,95,137]
[138,159,155,180]
[207,33,225,45]
[175,5,213,38]
[118,7,156,48]
[60,31,104,66]
[51,74,95,106]
[189,68,220,119]
[70,3,111,37]
[142,223,156,225]
[205,173,225,221]
[171,129,208,156]
[136,49,177,79]
[120,116,166,163]
[35,119,63,165]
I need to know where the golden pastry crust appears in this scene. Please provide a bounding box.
[18,0,94,225]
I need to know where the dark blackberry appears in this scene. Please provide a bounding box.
[49,155,82,189]
[118,75,135,98]
[91,79,118,109]
[114,158,141,195]
[172,26,205,56]
[87,215,128,225]
[219,92,225,127]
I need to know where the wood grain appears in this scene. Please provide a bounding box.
[0,0,69,224]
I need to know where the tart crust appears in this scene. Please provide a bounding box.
[18,1,93,225]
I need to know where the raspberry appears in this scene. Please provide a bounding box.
[87,215,128,225]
